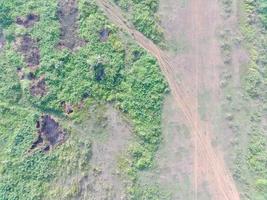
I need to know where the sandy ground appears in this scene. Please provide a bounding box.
[95,0,241,199]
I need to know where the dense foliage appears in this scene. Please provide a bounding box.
[114,0,164,44]
[0,0,167,199]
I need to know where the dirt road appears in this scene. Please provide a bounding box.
[95,0,240,199]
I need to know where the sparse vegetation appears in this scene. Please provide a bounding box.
[218,0,267,199]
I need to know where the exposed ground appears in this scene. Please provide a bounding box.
[30,75,47,96]
[0,30,5,51]
[57,0,85,50]
[16,35,40,68]
[96,0,241,199]
[31,115,66,151]
[16,13,39,28]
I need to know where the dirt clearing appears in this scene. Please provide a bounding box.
[31,115,66,151]
[16,13,39,28]
[158,0,241,198]
[99,28,110,42]
[30,75,47,97]
[0,30,5,51]
[16,35,40,68]
[57,0,85,50]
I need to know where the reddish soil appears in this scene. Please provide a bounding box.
[16,35,40,68]
[30,76,47,97]
[95,0,240,199]
[31,115,66,151]
[16,13,39,28]
[57,0,85,50]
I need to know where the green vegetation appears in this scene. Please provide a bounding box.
[0,0,167,199]
[114,0,164,44]
[249,0,267,28]
[218,0,267,199]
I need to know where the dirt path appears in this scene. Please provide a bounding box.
[95,0,240,199]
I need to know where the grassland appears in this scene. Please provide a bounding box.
[218,0,267,199]
[0,0,168,199]
[113,0,164,44]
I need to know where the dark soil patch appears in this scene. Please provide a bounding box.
[31,115,66,151]
[27,72,35,80]
[30,76,47,97]
[61,101,74,114]
[16,13,39,28]
[17,35,40,68]
[99,28,110,42]
[57,0,85,50]
[0,30,5,51]
[16,67,25,80]
[93,63,105,81]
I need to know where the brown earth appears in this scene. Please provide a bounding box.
[57,0,85,50]
[0,30,5,51]
[30,75,47,97]
[16,13,39,28]
[95,0,240,199]
[16,35,40,68]
[31,115,66,151]
[99,28,110,42]
[158,0,224,198]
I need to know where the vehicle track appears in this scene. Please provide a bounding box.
[95,0,241,199]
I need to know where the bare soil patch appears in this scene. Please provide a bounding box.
[16,13,39,28]
[31,115,66,151]
[16,67,25,80]
[0,30,5,51]
[78,105,131,200]
[93,62,105,81]
[99,28,110,42]
[30,76,47,97]
[57,0,85,50]
[16,35,40,68]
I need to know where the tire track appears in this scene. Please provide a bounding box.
[95,0,241,199]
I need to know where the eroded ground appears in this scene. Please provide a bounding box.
[31,115,66,151]
[16,35,40,68]
[16,13,39,28]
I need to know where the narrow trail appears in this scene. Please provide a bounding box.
[95,0,241,199]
